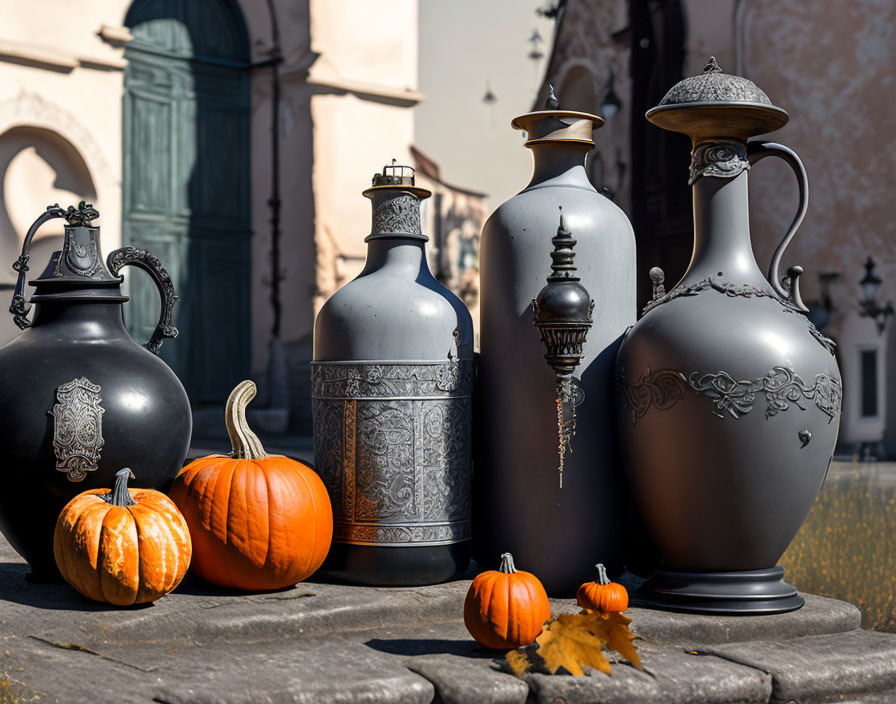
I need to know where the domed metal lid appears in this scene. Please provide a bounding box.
[647,57,789,141]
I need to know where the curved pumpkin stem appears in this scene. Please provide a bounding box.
[595,563,610,585]
[103,468,137,507]
[499,552,517,574]
[225,380,269,460]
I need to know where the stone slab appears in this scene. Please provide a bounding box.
[703,629,896,703]
[0,636,435,704]
[406,654,530,704]
[523,644,773,704]
[358,619,774,704]
[625,594,862,646]
[1,532,892,704]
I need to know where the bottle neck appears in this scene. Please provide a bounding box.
[29,299,130,339]
[682,170,766,287]
[362,238,431,279]
[526,143,594,190]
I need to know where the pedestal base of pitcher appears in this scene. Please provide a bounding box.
[636,565,804,615]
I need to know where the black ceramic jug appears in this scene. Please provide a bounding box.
[0,202,191,579]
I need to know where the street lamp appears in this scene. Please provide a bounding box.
[601,72,622,122]
[859,256,894,334]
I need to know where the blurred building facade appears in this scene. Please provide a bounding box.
[0,0,484,434]
[538,0,896,456]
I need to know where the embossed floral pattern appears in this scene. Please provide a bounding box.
[312,360,473,547]
[617,366,842,424]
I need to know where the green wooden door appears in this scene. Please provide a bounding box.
[123,0,250,404]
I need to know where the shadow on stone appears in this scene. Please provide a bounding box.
[0,562,151,612]
[365,637,497,659]
[171,571,303,598]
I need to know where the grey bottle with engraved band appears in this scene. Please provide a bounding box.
[615,58,842,614]
[474,88,637,596]
[312,162,474,586]
[0,202,191,580]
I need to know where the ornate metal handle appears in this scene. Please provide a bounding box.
[747,141,809,312]
[107,246,179,354]
[9,204,66,329]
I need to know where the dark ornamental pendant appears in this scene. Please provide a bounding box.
[532,211,594,487]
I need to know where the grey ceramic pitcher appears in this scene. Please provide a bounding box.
[615,58,842,614]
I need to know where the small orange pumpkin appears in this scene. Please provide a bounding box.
[577,563,628,613]
[464,552,551,649]
[54,468,192,606]
[169,380,333,591]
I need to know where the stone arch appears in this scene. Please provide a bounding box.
[0,92,116,243]
[0,94,118,345]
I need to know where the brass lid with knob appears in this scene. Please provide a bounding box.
[646,56,789,142]
[511,84,605,148]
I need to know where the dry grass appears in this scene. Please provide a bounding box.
[0,679,19,704]
[781,462,896,632]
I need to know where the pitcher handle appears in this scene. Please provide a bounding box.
[747,141,809,312]
[8,204,67,329]
[107,246,179,354]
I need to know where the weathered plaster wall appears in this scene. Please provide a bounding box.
[739,0,896,448]
[743,0,896,314]
[537,0,631,211]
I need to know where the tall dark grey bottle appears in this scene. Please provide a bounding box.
[474,94,637,595]
[312,163,474,586]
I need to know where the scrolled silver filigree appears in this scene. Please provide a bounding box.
[312,359,473,547]
[617,365,842,424]
[688,366,842,421]
[371,194,422,236]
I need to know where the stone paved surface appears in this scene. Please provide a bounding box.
[1,535,895,703]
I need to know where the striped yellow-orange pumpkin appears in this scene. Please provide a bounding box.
[577,563,629,613]
[169,380,333,591]
[53,468,191,606]
[464,552,551,649]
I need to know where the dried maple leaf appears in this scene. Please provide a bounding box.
[506,609,641,677]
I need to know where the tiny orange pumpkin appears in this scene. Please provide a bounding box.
[577,563,628,613]
[464,552,551,650]
[54,468,192,606]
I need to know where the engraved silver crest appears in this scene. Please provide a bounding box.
[49,377,105,482]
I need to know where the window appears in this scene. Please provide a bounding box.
[861,349,878,418]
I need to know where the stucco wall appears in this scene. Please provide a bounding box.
[0,0,421,428]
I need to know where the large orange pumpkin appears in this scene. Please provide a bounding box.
[169,380,333,591]
[54,468,192,606]
[464,552,551,650]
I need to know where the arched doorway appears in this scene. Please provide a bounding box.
[123,0,251,404]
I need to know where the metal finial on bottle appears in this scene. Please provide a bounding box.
[532,208,594,487]
[545,83,560,110]
[703,56,722,74]
[649,266,666,300]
